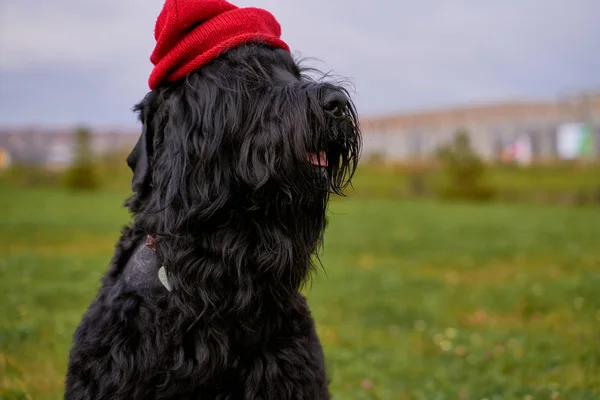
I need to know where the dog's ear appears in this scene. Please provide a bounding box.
[127,106,154,193]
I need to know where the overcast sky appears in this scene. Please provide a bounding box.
[1,0,599,127]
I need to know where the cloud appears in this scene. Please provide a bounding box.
[0,1,158,69]
[0,0,599,125]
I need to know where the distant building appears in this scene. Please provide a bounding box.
[360,93,600,163]
[0,127,140,169]
[0,147,11,169]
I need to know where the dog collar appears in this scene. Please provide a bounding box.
[146,235,172,292]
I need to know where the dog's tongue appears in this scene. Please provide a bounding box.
[309,151,328,167]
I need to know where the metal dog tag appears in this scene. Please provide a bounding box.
[158,266,172,292]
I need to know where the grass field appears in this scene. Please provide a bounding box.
[1,185,600,399]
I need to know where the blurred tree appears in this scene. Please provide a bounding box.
[436,128,495,201]
[64,126,101,191]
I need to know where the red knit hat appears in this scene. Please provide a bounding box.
[148,0,290,90]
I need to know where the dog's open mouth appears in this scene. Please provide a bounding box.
[308,151,328,167]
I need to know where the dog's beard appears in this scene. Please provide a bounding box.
[128,43,361,301]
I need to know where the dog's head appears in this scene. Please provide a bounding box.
[125,2,360,295]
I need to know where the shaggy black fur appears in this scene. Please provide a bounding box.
[64,43,361,399]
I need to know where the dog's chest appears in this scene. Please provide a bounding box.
[120,241,166,292]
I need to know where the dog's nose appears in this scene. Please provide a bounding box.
[321,89,348,117]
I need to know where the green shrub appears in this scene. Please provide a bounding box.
[436,129,495,201]
[63,126,101,191]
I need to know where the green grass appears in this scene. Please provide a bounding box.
[1,185,600,399]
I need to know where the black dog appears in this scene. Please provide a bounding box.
[64,41,360,399]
